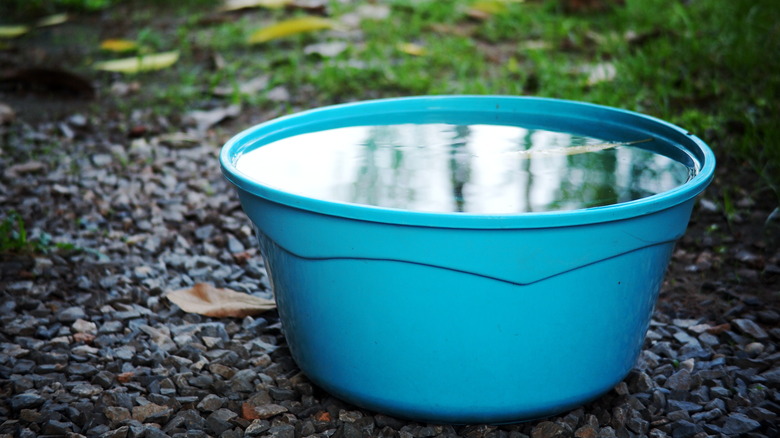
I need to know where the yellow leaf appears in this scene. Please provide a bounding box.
[221,0,291,11]
[93,51,179,73]
[166,283,276,318]
[397,42,426,56]
[467,0,523,19]
[0,25,29,39]
[248,16,336,44]
[36,13,69,27]
[100,38,139,52]
[471,0,509,15]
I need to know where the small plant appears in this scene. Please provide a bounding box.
[0,211,34,254]
[0,211,75,255]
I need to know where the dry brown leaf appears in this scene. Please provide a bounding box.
[117,371,134,383]
[166,283,275,318]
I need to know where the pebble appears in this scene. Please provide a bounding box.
[664,369,692,392]
[206,408,238,435]
[531,421,567,438]
[721,412,761,435]
[732,318,769,339]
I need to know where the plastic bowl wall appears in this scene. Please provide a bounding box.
[220,96,715,423]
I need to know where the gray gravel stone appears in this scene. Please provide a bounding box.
[760,367,780,385]
[721,412,761,435]
[664,369,692,391]
[206,408,238,435]
[733,318,769,339]
[9,393,46,410]
[670,420,701,438]
[267,424,296,438]
[531,421,567,438]
[58,306,87,322]
[667,400,703,413]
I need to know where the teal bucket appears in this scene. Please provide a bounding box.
[220,96,715,423]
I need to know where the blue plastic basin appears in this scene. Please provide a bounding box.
[220,96,715,423]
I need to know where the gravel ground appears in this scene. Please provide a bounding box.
[1,109,779,438]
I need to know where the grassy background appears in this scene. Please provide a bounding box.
[2,0,779,204]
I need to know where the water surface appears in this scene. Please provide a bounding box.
[236,124,695,214]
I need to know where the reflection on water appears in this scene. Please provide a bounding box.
[236,124,696,214]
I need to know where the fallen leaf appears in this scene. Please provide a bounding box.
[469,0,510,16]
[242,403,288,420]
[624,28,662,47]
[185,104,241,132]
[266,85,290,102]
[290,0,328,14]
[166,283,276,318]
[428,22,477,37]
[706,323,731,335]
[213,75,270,97]
[110,80,141,97]
[4,161,46,178]
[581,61,616,85]
[304,41,348,57]
[0,25,29,39]
[0,103,14,125]
[93,51,179,74]
[232,250,256,263]
[314,411,331,422]
[519,40,551,50]
[242,402,261,420]
[355,4,391,20]
[341,3,391,27]
[117,371,134,383]
[36,13,69,27]
[220,0,292,12]
[248,16,336,44]
[157,132,202,148]
[100,38,139,52]
[466,0,523,19]
[397,42,426,56]
[72,332,96,343]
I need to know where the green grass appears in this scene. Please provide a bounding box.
[2,0,778,200]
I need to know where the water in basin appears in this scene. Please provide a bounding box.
[235,123,696,214]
